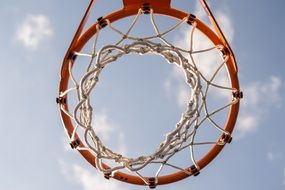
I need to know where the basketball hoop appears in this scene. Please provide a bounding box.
[57,0,242,188]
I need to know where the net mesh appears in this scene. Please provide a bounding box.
[59,8,239,185]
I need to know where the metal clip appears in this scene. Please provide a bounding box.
[148,177,157,189]
[220,133,232,144]
[97,17,108,29]
[232,90,243,99]
[70,139,81,149]
[56,97,67,104]
[104,172,112,180]
[142,3,151,14]
[187,14,196,25]
[190,165,200,176]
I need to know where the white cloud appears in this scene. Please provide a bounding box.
[193,2,234,42]
[60,112,128,157]
[59,113,129,190]
[266,151,283,162]
[15,14,53,49]
[72,164,127,190]
[61,135,73,152]
[267,152,275,161]
[177,86,189,107]
[166,4,234,107]
[59,161,127,190]
[117,132,127,155]
[193,1,207,19]
[58,160,74,182]
[174,2,277,138]
[236,76,282,138]
[236,115,257,138]
[216,11,234,42]
[169,3,283,140]
[191,8,234,92]
[93,113,128,155]
[243,76,281,108]
[164,67,189,108]
[93,113,113,141]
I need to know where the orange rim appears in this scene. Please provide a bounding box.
[58,0,240,186]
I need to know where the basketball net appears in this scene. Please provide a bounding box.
[59,6,241,187]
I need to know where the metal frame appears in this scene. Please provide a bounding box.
[58,0,240,186]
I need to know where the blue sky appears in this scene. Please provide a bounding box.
[0,0,284,190]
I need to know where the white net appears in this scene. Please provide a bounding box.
[59,8,240,185]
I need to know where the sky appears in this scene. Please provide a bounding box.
[0,0,285,190]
